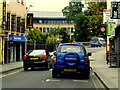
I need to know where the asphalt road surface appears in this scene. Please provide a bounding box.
[2,47,106,89]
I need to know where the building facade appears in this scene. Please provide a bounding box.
[0,0,3,64]
[31,11,75,36]
[2,0,28,64]
[107,0,120,67]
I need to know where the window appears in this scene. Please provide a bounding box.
[29,50,45,56]
[11,15,16,31]
[43,28,46,33]
[58,45,84,53]
[39,20,42,24]
[71,28,74,33]
[6,13,10,30]
[39,28,42,32]
[68,28,71,33]
[17,17,21,32]
[21,19,25,33]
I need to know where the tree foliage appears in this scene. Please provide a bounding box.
[28,29,49,44]
[28,28,70,45]
[62,1,84,21]
[46,35,62,45]
[49,28,70,43]
[85,2,106,16]
[75,14,89,41]
[62,1,107,41]
[62,1,89,41]
[84,2,107,37]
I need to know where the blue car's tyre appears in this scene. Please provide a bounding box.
[52,69,58,78]
[83,70,90,79]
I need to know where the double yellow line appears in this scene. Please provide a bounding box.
[0,69,23,78]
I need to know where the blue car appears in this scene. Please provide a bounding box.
[52,43,91,79]
[90,38,106,47]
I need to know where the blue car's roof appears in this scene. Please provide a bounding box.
[59,43,84,47]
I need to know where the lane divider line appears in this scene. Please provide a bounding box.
[0,69,23,78]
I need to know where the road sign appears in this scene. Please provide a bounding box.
[100,27,106,32]
[111,2,120,19]
[100,24,106,33]
[103,9,116,24]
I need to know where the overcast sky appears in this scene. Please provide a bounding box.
[26,0,70,12]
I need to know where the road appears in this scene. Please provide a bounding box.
[2,47,106,88]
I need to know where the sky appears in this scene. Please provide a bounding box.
[26,0,70,12]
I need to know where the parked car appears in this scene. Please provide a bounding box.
[23,49,53,71]
[90,37,106,47]
[52,43,91,79]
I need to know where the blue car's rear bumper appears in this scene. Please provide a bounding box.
[53,64,89,70]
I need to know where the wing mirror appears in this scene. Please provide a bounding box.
[88,53,92,56]
[50,55,53,57]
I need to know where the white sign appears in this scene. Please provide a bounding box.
[103,9,116,24]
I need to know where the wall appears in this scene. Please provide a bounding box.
[7,2,27,19]
[0,0,3,63]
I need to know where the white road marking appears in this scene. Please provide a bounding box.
[44,79,88,82]
[49,69,52,71]
[73,80,88,82]
[45,79,60,82]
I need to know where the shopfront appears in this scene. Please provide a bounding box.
[7,35,28,63]
[109,25,120,67]
[115,25,120,67]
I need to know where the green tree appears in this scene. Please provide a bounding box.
[59,28,70,43]
[62,1,90,41]
[49,28,70,43]
[62,1,84,21]
[84,2,107,37]
[75,14,90,41]
[46,35,62,45]
[28,29,49,44]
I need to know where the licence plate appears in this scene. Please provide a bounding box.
[64,69,76,72]
[30,58,39,60]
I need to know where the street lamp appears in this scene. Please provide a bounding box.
[27,5,33,12]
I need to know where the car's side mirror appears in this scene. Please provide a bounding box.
[88,53,92,56]
[50,55,53,57]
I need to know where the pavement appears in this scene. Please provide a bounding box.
[0,49,119,89]
[90,48,119,89]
